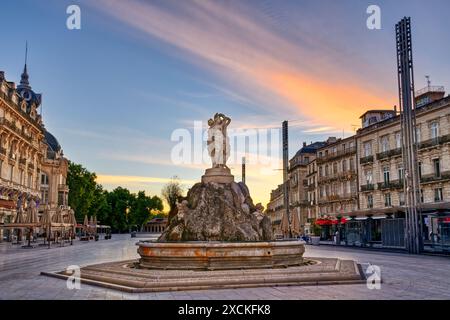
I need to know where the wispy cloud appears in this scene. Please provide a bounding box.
[88,0,395,130]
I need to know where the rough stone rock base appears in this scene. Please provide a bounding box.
[41,257,366,293]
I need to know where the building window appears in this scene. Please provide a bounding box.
[58,191,65,206]
[399,192,405,206]
[9,165,13,181]
[41,189,49,204]
[367,194,373,209]
[342,159,347,172]
[363,141,372,157]
[433,159,440,178]
[415,126,421,143]
[434,188,443,202]
[418,162,422,179]
[420,189,424,203]
[0,160,2,179]
[333,162,338,174]
[349,158,355,171]
[430,121,439,140]
[365,170,373,185]
[384,193,392,207]
[19,169,23,185]
[41,173,49,185]
[395,132,401,149]
[28,173,32,188]
[383,166,390,185]
[325,165,329,176]
[398,166,404,183]
[381,135,389,152]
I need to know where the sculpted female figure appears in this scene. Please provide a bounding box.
[207,113,231,168]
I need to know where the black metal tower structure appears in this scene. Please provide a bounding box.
[241,156,246,184]
[282,121,292,238]
[396,17,423,254]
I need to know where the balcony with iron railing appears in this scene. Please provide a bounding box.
[376,148,402,161]
[360,155,374,165]
[415,85,445,97]
[360,184,375,192]
[0,117,33,143]
[420,171,450,184]
[316,146,356,164]
[318,169,357,184]
[418,134,450,150]
[318,192,357,204]
[377,180,404,190]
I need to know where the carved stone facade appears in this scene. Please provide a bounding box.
[356,89,450,223]
[315,136,358,219]
[0,65,69,241]
[39,129,69,216]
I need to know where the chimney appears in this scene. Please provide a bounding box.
[303,142,307,147]
[394,105,397,114]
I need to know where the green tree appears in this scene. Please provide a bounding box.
[67,161,97,220]
[106,187,134,232]
[88,185,111,226]
[130,191,164,231]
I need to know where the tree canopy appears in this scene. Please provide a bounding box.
[67,161,164,232]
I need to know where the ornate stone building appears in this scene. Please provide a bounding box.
[288,141,325,235]
[355,86,450,245]
[266,141,325,237]
[315,137,358,218]
[40,129,69,214]
[0,63,69,241]
[265,184,283,237]
[266,85,450,250]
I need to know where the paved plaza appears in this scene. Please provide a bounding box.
[0,234,449,300]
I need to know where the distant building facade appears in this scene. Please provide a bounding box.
[288,142,325,235]
[144,217,168,233]
[266,184,283,237]
[266,85,450,252]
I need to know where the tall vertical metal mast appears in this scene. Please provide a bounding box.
[396,17,422,254]
[241,156,246,184]
[282,121,292,238]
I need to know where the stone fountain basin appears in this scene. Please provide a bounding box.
[137,240,305,270]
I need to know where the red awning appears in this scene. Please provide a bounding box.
[316,219,331,226]
[316,218,347,225]
[0,199,16,210]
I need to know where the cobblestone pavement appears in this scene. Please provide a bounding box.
[0,234,449,300]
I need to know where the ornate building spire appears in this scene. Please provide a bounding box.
[19,42,31,89]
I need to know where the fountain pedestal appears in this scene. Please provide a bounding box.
[137,240,305,270]
[201,167,234,184]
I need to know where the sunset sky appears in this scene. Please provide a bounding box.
[1,0,449,208]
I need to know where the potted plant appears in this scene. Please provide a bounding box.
[310,220,321,245]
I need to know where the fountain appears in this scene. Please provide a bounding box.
[41,113,366,292]
[137,113,306,270]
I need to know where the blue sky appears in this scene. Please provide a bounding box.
[1,0,449,207]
